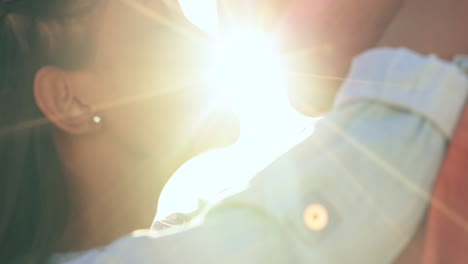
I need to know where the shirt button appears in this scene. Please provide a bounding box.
[303,203,329,231]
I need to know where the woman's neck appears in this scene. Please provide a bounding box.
[55,133,191,253]
[58,170,163,252]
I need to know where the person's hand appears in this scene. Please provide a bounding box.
[218,0,406,115]
[378,0,468,60]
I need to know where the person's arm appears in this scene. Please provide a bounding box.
[198,48,468,263]
[378,0,468,60]
[281,0,407,115]
[218,0,406,115]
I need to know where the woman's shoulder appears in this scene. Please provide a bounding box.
[48,230,174,264]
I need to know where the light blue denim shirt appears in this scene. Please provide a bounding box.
[50,48,468,264]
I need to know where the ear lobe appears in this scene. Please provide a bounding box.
[34,66,98,135]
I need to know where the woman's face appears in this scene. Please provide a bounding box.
[85,0,238,158]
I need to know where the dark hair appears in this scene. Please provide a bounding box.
[0,1,99,263]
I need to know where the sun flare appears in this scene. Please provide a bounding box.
[178,0,219,33]
[211,29,287,120]
[156,0,314,219]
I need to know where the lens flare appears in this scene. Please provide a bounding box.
[178,0,219,33]
[157,1,314,220]
[212,30,287,120]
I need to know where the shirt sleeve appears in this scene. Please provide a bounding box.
[69,48,468,264]
[219,48,468,263]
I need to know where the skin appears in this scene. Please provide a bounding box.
[282,0,468,115]
[378,0,468,59]
[34,0,238,252]
[276,0,406,115]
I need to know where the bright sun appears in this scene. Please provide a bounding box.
[156,0,314,219]
[178,0,219,34]
[212,29,288,119]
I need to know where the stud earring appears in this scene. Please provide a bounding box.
[92,115,102,124]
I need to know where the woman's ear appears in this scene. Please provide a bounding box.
[34,66,100,135]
